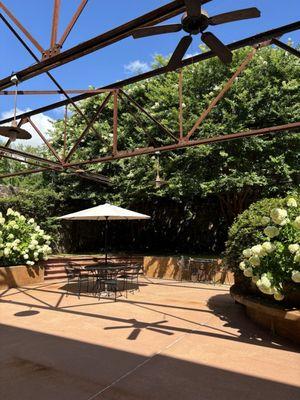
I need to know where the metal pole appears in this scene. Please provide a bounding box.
[113,90,118,155]
[104,216,108,265]
[178,69,183,140]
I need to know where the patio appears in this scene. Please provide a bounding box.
[1,277,299,400]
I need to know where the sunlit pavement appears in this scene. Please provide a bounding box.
[0,277,299,400]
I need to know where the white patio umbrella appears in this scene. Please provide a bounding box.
[58,203,150,263]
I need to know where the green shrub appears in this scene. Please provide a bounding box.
[0,188,63,250]
[225,194,300,301]
[0,209,52,267]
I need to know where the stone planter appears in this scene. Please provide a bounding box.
[0,264,44,289]
[233,270,300,307]
[231,284,300,345]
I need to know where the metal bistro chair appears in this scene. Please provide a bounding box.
[85,264,106,296]
[99,267,121,301]
[121,264,141,294]
[65,262,90,298]
[188,258,219,284]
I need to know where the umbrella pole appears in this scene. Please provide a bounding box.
[105,216,108,265]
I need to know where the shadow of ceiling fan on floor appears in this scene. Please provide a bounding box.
[132,0,261,69]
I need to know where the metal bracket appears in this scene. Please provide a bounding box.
[42,44,62,60]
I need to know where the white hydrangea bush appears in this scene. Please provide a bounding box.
[238,197,300,302]
[0,209,52,267]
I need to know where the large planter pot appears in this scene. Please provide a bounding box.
[231,284,300,345]
[233,270,300,308]
[0,264,44,289]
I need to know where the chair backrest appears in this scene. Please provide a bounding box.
[65,264,75,278]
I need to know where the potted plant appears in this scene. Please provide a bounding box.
[0,209,52,287]
[226,194,300,306]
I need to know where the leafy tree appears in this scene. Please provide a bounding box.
[0,44,299,253]
[49,45,300,221]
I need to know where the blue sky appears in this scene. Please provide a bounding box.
[0,0,299,144]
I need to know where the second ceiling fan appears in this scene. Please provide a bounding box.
[132,0,261,69]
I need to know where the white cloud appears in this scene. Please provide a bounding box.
[124,60,150,74]
[0,108,55,147]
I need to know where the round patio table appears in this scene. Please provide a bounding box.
[84,264,141,298]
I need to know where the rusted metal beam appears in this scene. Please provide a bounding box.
[0,152,50,169]
[26,117,64,164]
[0,136,110,183]
[185,47,258,140]
[4,138,11,147]
[118,94,160,146]
[0,1,44,53]
[0,12,104,140]
[0,145,63,168]
[178,69,183,140]
[50,0,61,48]
[65,122,300,167]
[63,105,68,160]
[64,92,112,162]
[112,90,118,155]
[272,38,300,59]
[0,146,110,184]
[0,166,108,183]
[119,90,177,141]
[3,20,299,124]
[0,0,191,90]
[0,89,113,95]
[0,167,51,179]
[58,0,88,47]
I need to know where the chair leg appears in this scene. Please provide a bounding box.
[66,277,69,296]
[78,276,81,299]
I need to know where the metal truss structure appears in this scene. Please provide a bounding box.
[0,1,299,184]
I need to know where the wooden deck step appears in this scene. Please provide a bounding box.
[44,272,67,280]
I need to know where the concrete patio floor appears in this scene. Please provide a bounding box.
[0,277,299,400]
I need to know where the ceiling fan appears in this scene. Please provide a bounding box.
[132,0,260,69]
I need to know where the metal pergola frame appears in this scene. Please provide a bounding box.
[0,1,299,183]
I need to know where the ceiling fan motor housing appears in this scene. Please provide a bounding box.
[181,10,209,34]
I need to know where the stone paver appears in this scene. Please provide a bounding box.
[0,278,299,400]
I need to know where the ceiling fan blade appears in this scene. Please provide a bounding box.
[209,7,261,26]
[168,35,193,70]
[184,0,201,17]
[201,32,232,64]
[132,24,182,39]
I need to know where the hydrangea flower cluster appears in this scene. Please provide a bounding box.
[239,197,300,301]
[0,209,52,267]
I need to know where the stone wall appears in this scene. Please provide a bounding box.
[143,256,233,284]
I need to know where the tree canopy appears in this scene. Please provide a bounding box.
[0,44,299,253]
